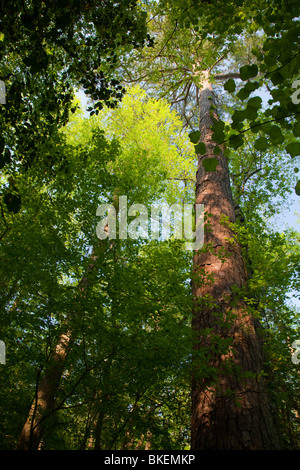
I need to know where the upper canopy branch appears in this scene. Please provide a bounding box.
[214,72,241,80]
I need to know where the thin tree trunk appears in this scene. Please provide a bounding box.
[15,253,99,450]
[15,330,73,450]
[87,408,105,450]
[190,70,282,450]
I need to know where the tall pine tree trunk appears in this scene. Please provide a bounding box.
[191,70,282,450]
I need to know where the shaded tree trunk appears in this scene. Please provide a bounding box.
[190,70,282,450]
[15,330,73,450]
[15,253,99,450]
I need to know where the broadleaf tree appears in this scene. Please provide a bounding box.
[0,0,300,451]
[1,83,196,450]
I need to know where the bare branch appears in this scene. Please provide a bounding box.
[214,72,241,80]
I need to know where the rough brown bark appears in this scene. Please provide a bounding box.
[190,71,282,450]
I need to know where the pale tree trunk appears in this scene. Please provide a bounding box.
[15,254,99,450]
[191,70,282,450]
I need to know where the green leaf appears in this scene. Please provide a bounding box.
[292,122,300,138]
[4,192,22,213]
[270,71,284,86]
[254,136,268,151]
[211,121,225,144]
[264,50,278,66]
[228,133,244,149]
[266,125,284,145]
[189,130,201,144]
[224,79,236,93]
[234,97,263,122]
[231,120,244,131]
[244,106,258,121]
[237,81,260,100]
[286,142,300,158]
[250,121,264,133]
[194,142,206,155]
[239,64,258,81]
[232,109,246,123]
[252,46,263,61]
[247,96,262,109]
[295,180,300,196]
[211,120,225,132]
[202,157,218,171]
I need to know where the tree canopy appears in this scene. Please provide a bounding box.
[0,0,300,451]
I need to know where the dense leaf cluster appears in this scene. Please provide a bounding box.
[0,0,299,450]
[0,0,149,212]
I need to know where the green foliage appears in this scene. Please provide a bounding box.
[0,0,149,190]
[236,81,260,100]
[239,64,259,81]
[1,0,300,451]
[219,2,300,196]
[202,157,218,171]
[0,85,194,450]
[224,79,236,93]
[286,142,300,158]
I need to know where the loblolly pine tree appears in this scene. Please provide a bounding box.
[190,70,282,449]
[2,0,300,450]
[119,0,300,448]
